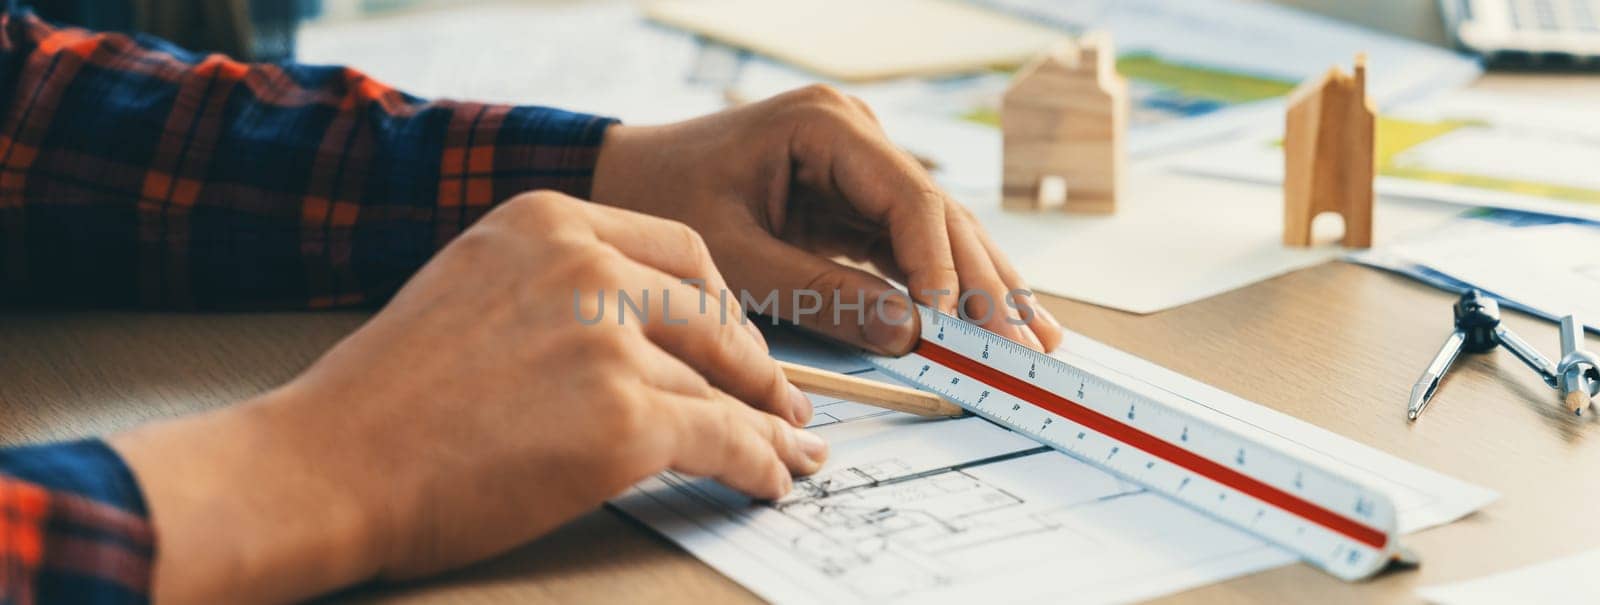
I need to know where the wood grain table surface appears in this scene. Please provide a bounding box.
[4,72,1599,604]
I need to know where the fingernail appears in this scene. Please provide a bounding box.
[864,296,915,354]
[788,382,814,426]
[794,429,829,466]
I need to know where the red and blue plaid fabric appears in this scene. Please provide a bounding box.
[0,10,615,308]
[0,8,617,604]
[1,441,151,605]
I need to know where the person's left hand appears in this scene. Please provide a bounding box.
[591,85,1063,356]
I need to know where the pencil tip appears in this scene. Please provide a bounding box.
[1565,391,1589,415]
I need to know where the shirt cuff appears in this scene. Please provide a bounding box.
[438,104,619,208]
[0,439,154,603]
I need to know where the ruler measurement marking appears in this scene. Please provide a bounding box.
[913,338,1390,551]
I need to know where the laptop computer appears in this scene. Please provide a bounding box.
[1441,0,1600,65]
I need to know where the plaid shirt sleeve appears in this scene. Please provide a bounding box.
[1,440,153,605]
[0,11,617,309]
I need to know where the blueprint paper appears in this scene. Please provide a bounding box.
[610,329,1496,604]
[1417,548,1600,605]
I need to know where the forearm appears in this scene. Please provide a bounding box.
[107,386,385,604]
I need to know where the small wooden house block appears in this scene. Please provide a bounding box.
[1001,33,1127,213]
[1283,54,1375,248]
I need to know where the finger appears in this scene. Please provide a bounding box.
[847,95,882,128]
[958,205,1064,351]
[630,337,718,398]
[946,209,1043,352]
[664,388,829,500]
[791,109,959,312]
[576,203,768,351]
[625,263,814,426]
[859,232,910,286]
[719,232,920,356]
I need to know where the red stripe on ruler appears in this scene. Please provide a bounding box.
[915,339,1389,550]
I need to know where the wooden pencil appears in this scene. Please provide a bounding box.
[778,360,965,418]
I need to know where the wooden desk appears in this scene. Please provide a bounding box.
[4,74,1600,604]
[5,263,1598,604]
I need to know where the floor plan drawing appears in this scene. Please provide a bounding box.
[610,327,1497,604]
[770,449,1164,599]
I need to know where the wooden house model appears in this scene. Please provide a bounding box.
[1282,54,1375,248]
[1001,33,1127,213]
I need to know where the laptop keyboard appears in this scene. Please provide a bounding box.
[1507,0,1600,32]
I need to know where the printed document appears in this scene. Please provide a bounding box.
[611,328,1497,604]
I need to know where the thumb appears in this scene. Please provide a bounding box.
[725,235,918,356]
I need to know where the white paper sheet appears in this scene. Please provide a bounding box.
[611,329,1497,604]
[1174,90,1600,221]
[1366,217,1600,332]
[1418,549,1600,605]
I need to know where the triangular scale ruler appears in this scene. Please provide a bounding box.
[864,306,1407,581]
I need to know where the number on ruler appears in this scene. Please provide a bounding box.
[1235,448,1246,466]
[1354,497,1375,519]
[981,343,990,359]
[1126,404,1135,420]
[1028,362,1036,379]
[977,390,990,404]
[917,364,930,379]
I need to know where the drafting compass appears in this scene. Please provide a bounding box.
[1409,290,1600,420]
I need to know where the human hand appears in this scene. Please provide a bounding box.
[591,85,1064,355]
[110,192,825,604]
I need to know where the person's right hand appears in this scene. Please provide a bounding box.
[110,191,827,605]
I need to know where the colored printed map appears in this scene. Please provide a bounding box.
[1376,117,1600,205]
[961,52,1297,128]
